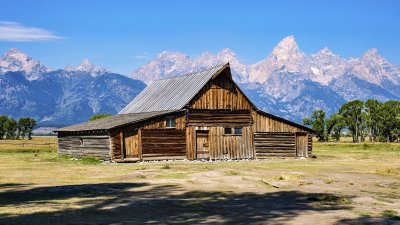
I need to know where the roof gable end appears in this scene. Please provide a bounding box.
[119,63,229,114]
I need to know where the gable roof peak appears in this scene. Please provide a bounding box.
[119,63,230,114]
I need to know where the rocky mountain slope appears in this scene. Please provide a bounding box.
[131,36,400,121]
[1,36,399,126]
[0,49,146,126]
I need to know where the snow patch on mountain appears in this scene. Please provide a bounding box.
[64,59,111,76]
[0,48,51,80]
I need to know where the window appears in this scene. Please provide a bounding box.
[234,127,242,135]
[166,116,176,128]
[224,127,232,134]
[224,127,242,135]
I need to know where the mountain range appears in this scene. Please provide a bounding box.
[131,36,400,121]
[1,35,400,126]
[0,48,145,126]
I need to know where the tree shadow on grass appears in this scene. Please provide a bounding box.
[0,183,32,188]
[334,217,400,225]
[0,182,374,225]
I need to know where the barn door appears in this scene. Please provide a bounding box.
[296,132,308,158]
[123,129,139,159]
[196,130,210,160]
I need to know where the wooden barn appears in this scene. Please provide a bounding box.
[56,63,313,162]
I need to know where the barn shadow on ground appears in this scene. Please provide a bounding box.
[0,182,396,224]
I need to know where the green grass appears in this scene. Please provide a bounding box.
[381,209,400,220]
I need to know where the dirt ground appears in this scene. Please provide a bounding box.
[0,138,399,224]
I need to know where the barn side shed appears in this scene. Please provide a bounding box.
[56,63,314,162]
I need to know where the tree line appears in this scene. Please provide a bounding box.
[304,99,400,143]
[0,116,37,140]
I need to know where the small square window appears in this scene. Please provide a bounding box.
[166,116,176,128]
[224,127,232,134]
[234,127,242,135]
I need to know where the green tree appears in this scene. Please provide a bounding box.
[18,117,37,140]
[4,118,17,139]
[303,109,326,142]
[339,100,364,143]
[325,113,346,141]
[89,113,112,121]
[364,99,381,142]
[0,115,9,139]
[376,100,400,142]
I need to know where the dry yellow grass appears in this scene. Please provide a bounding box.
[0,137,399,224]
[0,136,57,152]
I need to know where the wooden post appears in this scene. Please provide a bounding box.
[120,130,124,159]
[138,128,142,161]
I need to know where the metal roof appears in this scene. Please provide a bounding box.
[56,63,313,133]
[55,110,180,132]
[119,64,228,114]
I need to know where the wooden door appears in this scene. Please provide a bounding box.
[123,129,139,159]
[296,132,308,158]
[196,130,210,160]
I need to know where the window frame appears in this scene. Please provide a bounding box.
[224,127,243,136]
[165,116,176,128]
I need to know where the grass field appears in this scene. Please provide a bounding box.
[0,137,399,224]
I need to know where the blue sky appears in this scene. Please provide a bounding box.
[1,0,399,75]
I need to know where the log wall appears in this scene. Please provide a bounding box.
[188,109,252,127]
[252,111,313,157]
[58,134,111,160]
[254,132,296,158]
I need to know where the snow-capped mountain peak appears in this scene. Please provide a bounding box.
[272,35,300,56]
[249,35,307,83]
[315,47,336,57]
[217,48,236,58]
[270,35,304,63]
[350,48,400,85]
[64,64,74,72]
[72,58,111,76]
[0,48,50,80]
[131,51,192,83]
[361,48,382,60]
[4,48,30,61]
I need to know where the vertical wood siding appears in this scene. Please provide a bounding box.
[252,111,306,133]
[141,129,186,160]
[186,126,254,160]
[110,131,122,160]
[308,134,313,156]
[190,71,253,110]
[110,112,185,160]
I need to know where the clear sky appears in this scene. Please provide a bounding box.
[1,0,399,75]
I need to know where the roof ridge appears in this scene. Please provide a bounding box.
[150,63,228,82]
